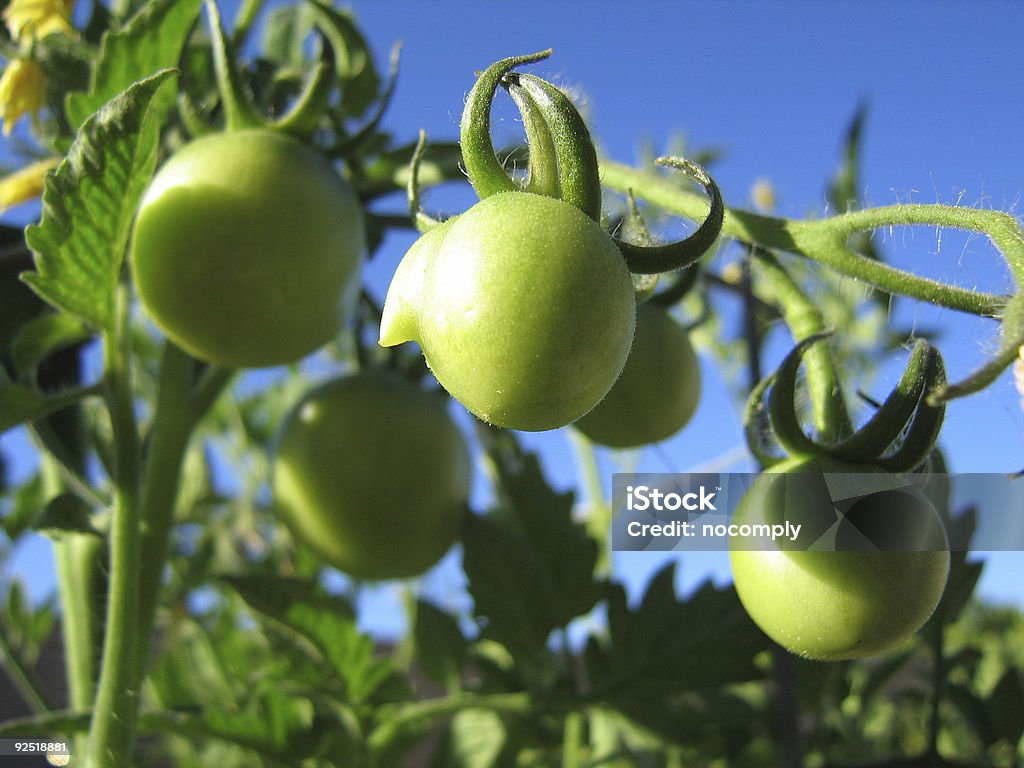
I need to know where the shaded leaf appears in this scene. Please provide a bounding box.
[0,384,50,435]
[34,492,99,539]
[413,599,467,689]
[987,669,1024,744]
[464,430,600,660]
[586,564,770,698]
[11,312,93,376]
[226,574,394,704]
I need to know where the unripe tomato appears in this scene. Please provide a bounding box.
[272,371,472,580]
[379,192,636,432]
[130,129,364,368]
[729,456,949,661]
[574,302,700,447]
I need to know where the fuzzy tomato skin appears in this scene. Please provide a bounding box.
[130,129,364,368]
[272,372,472,580]
[729,456,950,661]
[379,192,636,432]
[574,302,700,447]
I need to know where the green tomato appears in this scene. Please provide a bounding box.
[272,371,472,580]
[130,129,364,368]
[379,192,636,432]
[729,456,949,661]
[574,302,700,447]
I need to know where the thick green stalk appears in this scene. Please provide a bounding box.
[86,289,143,768]
[54,533,101,756]
[134,345,233,685]
[39,449,99,755]
[752,250,853,442]
[599,159,1010,316]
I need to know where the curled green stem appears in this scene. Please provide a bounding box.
[407,130,443,233]
[460,50,552,200]
[615,157,725,274]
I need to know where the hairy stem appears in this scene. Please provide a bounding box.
[86,288,143,768]
[600,159,1011,316]
[752,249,853,442]
[134,346,233,685]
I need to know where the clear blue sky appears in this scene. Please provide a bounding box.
[2,0,1023,633]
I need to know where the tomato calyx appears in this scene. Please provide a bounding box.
[501,71,602,221]
[746,332,948,473]
[459,50,553,201]
[201,0,399,148]
[456,51,725,274]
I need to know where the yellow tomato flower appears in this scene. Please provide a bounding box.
[3,0,74,43]
[0,58,46,135]
[0,156,58,212]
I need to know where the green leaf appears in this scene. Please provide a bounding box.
[449,709,506,768]
[0,473,44,540]
[261,3,316,70]
[946,682,999,747]
[11,313,93,376]
[586,565,770,698]
[310,2,381,118]
[225,574,394,704]
[413,599,467,688]
[35,493,99,538]
[0,246,42,356]
[65,0,202,128]
[986,669,1024,744]
[464,430,601,660]
[23,70,176,331]
[202,688,315,753]
[0,384,49,434]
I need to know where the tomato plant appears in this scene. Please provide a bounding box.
[573,301,700,447]
[130,128,364,368]
[1,4,1022,768]
[729,455,950,660]
[272,371,471,580]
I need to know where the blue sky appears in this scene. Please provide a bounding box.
[2,0,1023,632]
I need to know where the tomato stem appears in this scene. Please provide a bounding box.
[132,345,231,687]
[204,0,263,131]
[86,286,143,768]
[600,158,1011,315]
[752,249,854,442]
